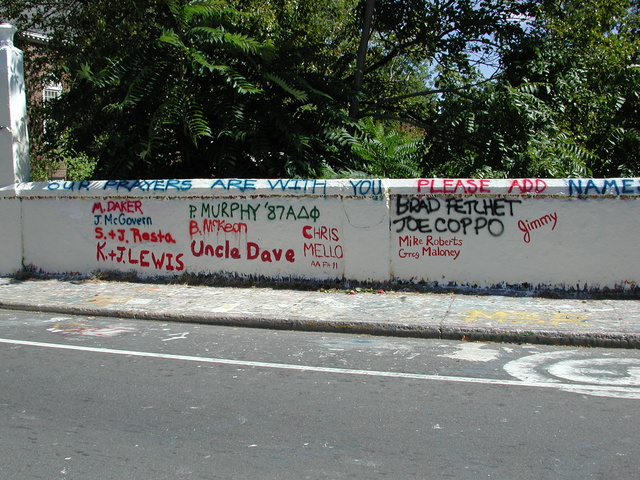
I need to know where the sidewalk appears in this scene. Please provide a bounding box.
[1,277,639,348]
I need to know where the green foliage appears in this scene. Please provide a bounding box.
[2,0,639,180]
[422,0,640,178]
[348,117,421,178]
[11,0,363,179]
[30,141,96,181]
[422,82,595,178]
[351,0,534,123]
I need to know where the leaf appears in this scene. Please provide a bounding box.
[265,74,308,101]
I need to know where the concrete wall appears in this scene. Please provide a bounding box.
[0,185,22,273]
[2,177,639,294]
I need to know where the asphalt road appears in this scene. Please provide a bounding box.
[1,309,639,479]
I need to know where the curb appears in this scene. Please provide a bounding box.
[2,300,639,350]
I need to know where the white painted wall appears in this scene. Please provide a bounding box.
[389,179,640,290]
[3,178,640,294]
[0,185,22,273]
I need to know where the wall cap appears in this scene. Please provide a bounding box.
[13,178,640,198]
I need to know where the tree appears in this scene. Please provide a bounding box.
[422,82,594,178]
[347,0,535,127]
[421,0,640,178]
[6,0,637,180]
[322,116,421,177]
[4,0,360,179]
[529,0,640,176]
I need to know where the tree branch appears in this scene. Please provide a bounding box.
[360,112,432,131]
[361,77,495,114]
[350,0,376,118]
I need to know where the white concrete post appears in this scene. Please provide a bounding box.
[0,24,30,186]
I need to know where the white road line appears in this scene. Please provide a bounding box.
[2,338,640,397]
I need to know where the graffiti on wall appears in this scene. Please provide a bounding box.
[416,178,548,195]
[391,178,572,262]
[41,177,640,196]
[188,200,299,263]
[93,199,184,272]
[75,177,572,273]
[393,195,523,261]
[567,178,640,196]
[91,196,345,274]
[46,177,383,196]
[46,178,330,194]
[518,213,558,244]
